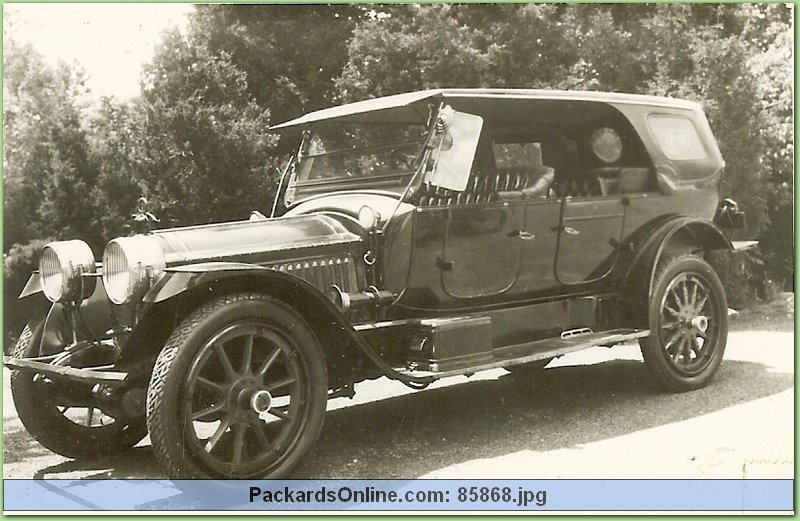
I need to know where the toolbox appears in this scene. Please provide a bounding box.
[407,315,493,372]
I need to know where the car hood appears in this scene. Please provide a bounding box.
[149,213,362,267]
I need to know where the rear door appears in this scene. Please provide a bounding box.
[555,197,625,285]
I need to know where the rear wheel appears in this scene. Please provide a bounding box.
[146,292,328,479]
[10,318,146,459]
[639,254,727,392]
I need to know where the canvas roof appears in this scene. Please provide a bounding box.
[269,88,701,130]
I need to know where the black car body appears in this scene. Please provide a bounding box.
[6,89,743,478]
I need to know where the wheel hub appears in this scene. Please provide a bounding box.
[675,314,708,337]
[227,378,269,420]
[673,303,708,336]
[250,390,273,414]
[691,315,708,333]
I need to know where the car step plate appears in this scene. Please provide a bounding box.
[401,328,650,380]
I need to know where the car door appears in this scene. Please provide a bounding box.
[555,196,626,285]
[440,200,525,299]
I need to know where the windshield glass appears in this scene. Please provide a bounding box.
[296,123,428,182]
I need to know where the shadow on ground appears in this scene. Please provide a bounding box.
[9,356,791,488]
[297,358,792,478]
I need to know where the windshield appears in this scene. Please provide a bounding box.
[296,122,428,182]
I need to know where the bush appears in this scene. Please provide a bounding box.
[758,197,794,291]
[706,246,770,311]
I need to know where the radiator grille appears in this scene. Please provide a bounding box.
[267,255,359,293]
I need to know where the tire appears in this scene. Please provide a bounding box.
[146,292,328,479]
[10,318,147,459]
[639,254,728,392]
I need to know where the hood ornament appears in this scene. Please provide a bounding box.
[131,197,160,235]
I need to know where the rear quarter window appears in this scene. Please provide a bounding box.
[647,115,707,161]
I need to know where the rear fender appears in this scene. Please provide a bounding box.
[620,217,732,326]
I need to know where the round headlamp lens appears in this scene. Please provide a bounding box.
[39,240,96,303]
[102,236,166,304]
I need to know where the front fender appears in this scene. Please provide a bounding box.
[19,272,43,299]
[119,264,343,376]
[15,281,114,358]
[143,262,282,303]
[134,263,433,388]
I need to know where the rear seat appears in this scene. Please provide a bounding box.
[555,167,654,197]
[555,173,603,197]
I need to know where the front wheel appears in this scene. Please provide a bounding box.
[639,254,728,392]
[146,292,328,479]
[10,318,146,459]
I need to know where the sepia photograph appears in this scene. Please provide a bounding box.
[2,2,794,512]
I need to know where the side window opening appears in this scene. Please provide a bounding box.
[416,104,660,204]
[554,118,656,198]
[647,115,708,161]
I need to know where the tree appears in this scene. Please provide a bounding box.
[3,39,101,251]
[3,37,102,344]
[337,4,495,101]
[750,24,794,287]
[190,5,363,128]
[135,28,278,226]
[335,3,792,289]
[85,98,147,242]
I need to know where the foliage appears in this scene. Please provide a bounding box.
[189,4,364,154]
[2,4,794,343]
[135,28,277,226]
[85,98,147,242]
[3,41,102,251]
[3,40,96,343]
[337,4,496,100]
[337,3,793,287]
[192,5,362,116]
[706,247,769,310]
[750,25,794,289]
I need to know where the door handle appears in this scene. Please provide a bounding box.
[551,225,581,235]
[436,257,455,271]
[563,226,580,235]
[507,230,536,240]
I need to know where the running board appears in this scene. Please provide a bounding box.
[400,328,650,380]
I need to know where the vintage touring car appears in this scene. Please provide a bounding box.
[6,89,744,479]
